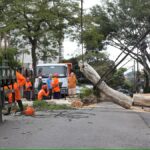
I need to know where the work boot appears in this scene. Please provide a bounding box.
[17,100,24,112]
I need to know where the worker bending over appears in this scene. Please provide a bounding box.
[38,85,49,100]
[4,71,26,115]
[4,82,24,115]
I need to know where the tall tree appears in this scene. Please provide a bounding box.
[84,0,150,91]
[105,0,150,91]
[1,0,80,77]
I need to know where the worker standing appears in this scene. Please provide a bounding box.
[25,77,32,100]
[38,76,43,91]
[16,71,26,97]
[46,74,52,99]
[68,72,77,97]
[51,73,60,99]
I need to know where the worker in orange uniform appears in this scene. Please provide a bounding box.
[16,71,26,97]
[51,73,60,99]
[3,84,13,115]
[4,82,24,115]
[68,72,77,97]
[4,71,26,115]
[16,71,26,87]
[38,85,49,101]
[25,77,32,100]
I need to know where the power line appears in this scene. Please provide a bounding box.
[94,29,150,88]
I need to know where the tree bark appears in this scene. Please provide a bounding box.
[133,94,150,107]
[30,39,37,79]
[79,62,133,109]
[0,109,2,123]
[0,89,3,123]
[144,70,150,93]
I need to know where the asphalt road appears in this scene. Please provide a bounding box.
[0,102,150,148]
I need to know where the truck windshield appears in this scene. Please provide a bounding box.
[37,66,67,77]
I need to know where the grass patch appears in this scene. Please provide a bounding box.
[33,100,72,111]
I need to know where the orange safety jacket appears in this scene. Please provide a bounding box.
[5,82,21,103]
[7,89,13,104]
[13,82,21,101]
[4,85,13,103]
[51,77,60,93]
[68,75,77,89]
[25,81,32,91]
[38,89,49,101]
[16,71,26,87]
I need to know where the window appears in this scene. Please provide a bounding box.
[37,66,67,77]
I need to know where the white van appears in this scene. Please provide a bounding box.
[36,63,68,95]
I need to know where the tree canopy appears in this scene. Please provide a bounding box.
[82,0,150,92]
[0,0,80,77]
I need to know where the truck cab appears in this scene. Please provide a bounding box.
[36,63,68,95]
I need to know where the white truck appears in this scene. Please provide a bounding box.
[36,63,68,96]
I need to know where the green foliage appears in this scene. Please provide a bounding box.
[33,100,72,110]
[83,0,150,91]
[0,0,80,76]
[108,68,127,88]
[82,4,116,51]
[63,51,115,84]
[84,51,115,76]
[80,87,93,99]
[83,26,104,51]
[123,79,134,90]
[0,48,21,68]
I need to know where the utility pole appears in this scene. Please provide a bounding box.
[136,49,139,93]
[133,60,136,93]
[81,0,84,62]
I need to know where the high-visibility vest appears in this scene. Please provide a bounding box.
[51,77,60,92]
[16,71,26,87]
[37,89,49,100]
[68,75,77,88]
[25,81,32,91]
[5,82,21,102]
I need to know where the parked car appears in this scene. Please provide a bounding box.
[117,88,133,97]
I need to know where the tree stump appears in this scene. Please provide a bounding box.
[79,62,133,109]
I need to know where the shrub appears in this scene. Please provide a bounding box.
[80,87,93,99]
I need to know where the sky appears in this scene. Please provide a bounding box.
[63,0,136,72]
[63,0,101,60]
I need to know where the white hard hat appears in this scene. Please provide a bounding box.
[38,76,42,79]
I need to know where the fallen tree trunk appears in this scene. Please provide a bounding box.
[133,94,150,107]
[79,62,133,109]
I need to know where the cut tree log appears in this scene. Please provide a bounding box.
[79,61,133,109]
[133,94,150,107]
